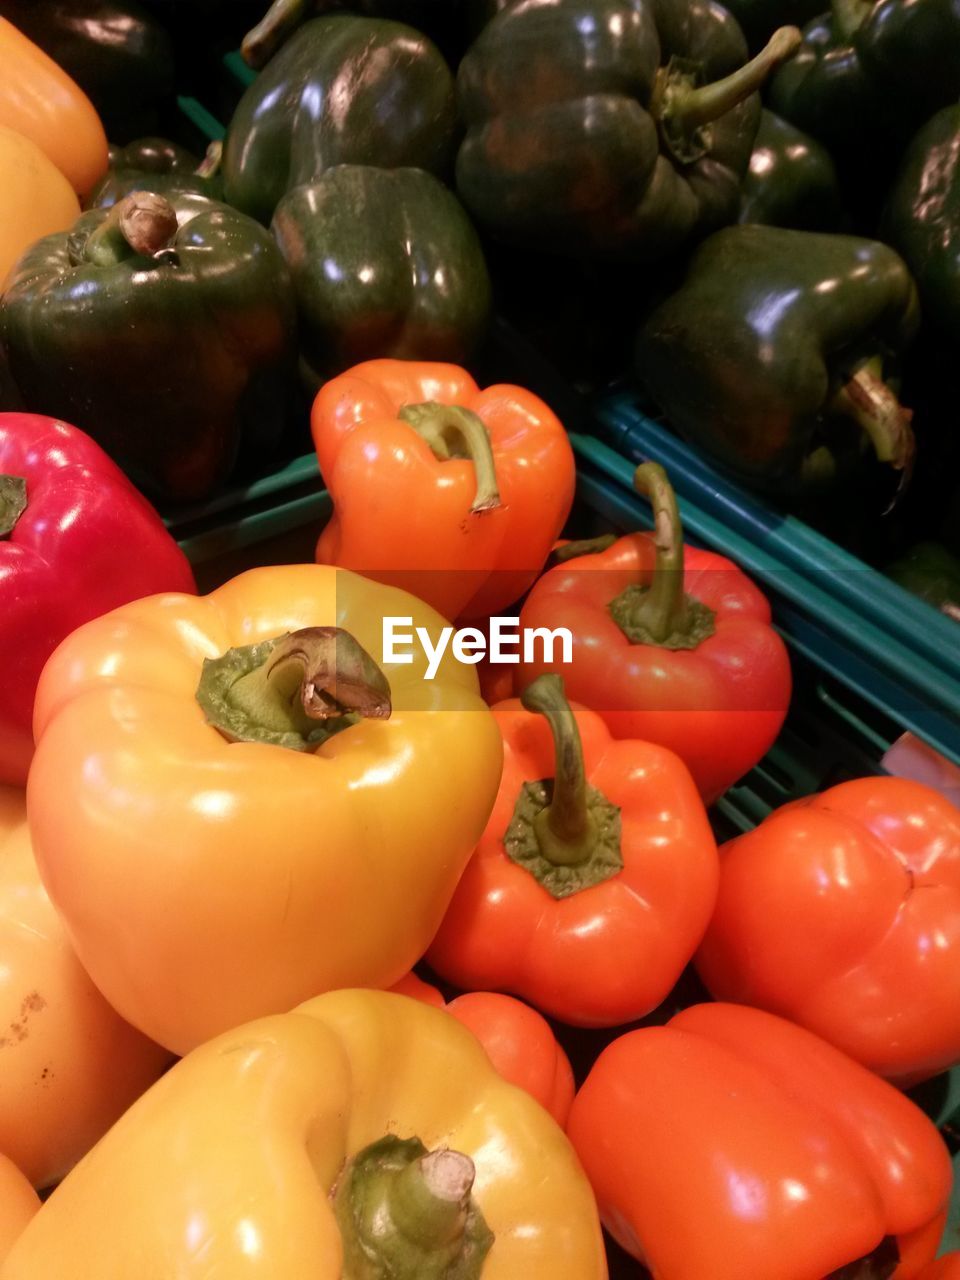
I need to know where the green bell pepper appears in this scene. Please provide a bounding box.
[739,109,845,231]
[272,165,491,380]
[635,224,919,495]
[241,0,463,68]
[0,0,175,144]
[0,191,297,502]
[89,139,224,209]
[223,13,457,225]
[769,0,960,152]
[885,542,960,619]
[883,105,960,348]
[454,0,801,262]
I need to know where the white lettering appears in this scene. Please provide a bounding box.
[524,626,573,665]
[418,625,453,681]
[383,617,414,664]
[489,615,521,663]
[452,627,486,664]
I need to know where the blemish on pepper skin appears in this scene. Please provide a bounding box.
[0,991,47,1048]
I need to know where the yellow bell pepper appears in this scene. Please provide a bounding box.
[0,990,608,1279]
[0,126,79,287]
[27,565,503,1056]
[0,1154,38,1268]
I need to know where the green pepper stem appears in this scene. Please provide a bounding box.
[831,0,872,40]
[390,1151,477,1249]
[830,360,915,472]
[0,476,27,539]
[548,534,617,567]
[398,402,502,514]
[242,0,311,68]
[83,192,178,266]
[519,674,592,865]
[196,140,222,180]
[662,26,802,132]
[631,463,686,641]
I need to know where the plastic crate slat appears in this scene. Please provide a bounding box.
[176,490,330,564]
[162,453,321,535]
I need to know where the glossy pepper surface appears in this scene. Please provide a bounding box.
[89,136,223,209]
[1,190,297,501]
[517,464,791,803]
[0,125,79,285]
[696,777,960,1085]
[428,675,718,1026]
[273,165,491,380]
[920,1258,960,1280]
[312,359,576,620]
[568,1002,953,1280]
[27,564,503,1054]
[0,17,107,198]
[223,14,457,225]
[0,990,607,1279]
[0,412,195,786]
[0,786,170,1188]
[0,0,175,145]
[390,972,576,1124]
[884,106,960,348]
[0,1157,37,1268]
[636,225,919,495]
[242,0,465,67]
[455,0,801,261]
[739,108,845,231]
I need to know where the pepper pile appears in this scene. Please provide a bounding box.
[0,2,958,1277]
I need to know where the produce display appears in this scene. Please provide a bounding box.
[0,0,958,1275]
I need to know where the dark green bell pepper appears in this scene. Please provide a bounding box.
[454,0,801,262]
[223,14,457,225]
[272,165,491,379]
[883,105,960,348]
[769,0,960,152]
[739,109,845,231]
[635,224,919,494]
[241,0,463,68]
[0,0,175,145]
[0,191,297,501]
[885,541,960,618]
[89,139,224,209]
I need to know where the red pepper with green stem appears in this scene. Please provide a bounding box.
[427,673,718,1027]
[517,463,791,803]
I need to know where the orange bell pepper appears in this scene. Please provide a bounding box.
[390,972,575,1125]
[427,674,718,1026]
[920,1259,960,1280]
[0,19,107,198]
[0,1155,38,1268]
[312,359,575,620]
[0,786,169,1188]
[0,126,79,286]
[696,777,960,1085]
[568,1002,953,1280]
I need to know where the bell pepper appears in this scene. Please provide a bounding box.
[428,674,717,1025]
[242,0,466,67]
[769,0,960,155]
[455,0,801,262]
[88,136,223,209]
[739,108,846,231]
[223,13,457,226]
[568,1002,954,1279]
[1,990,607,1279]
[27,563,503,1054]
[636,224,920,496]
[273,165,491,380]
[1,190,297,501]
[920,1258,960,1280]
[311,359,576,620]
[0,125,79,285]
[517,464,791,803]
[0,17,107,199]
[390,972,575,1124]
[0,412,195,786]
[0,1156,38,1268]
[720,0,823,51]
[0,785,170,1187]
[696,777,960,1085]
[884,106,960,349]
[0,1,175,146]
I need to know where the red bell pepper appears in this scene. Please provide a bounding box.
[427,674,718,1026]
[517,462,791,802]
[920,1259,960,1280]
[389,972,575,1125]
[568,1002,953,1280]
[696,777,960,1085]
[0,413,196,785]
[311,359,575,620]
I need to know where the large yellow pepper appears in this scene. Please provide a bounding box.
[0,990,608,1279]
[27,566,503,1055]
[0,126,79,287]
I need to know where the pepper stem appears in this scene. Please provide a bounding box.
[830,359,915,472]
[0,476,27,539]
[242,0,311,68]
[547,534,617,567]
[398,402,502,514]
[831,0,872,40]
[196,626,391,751]
[83,192,179,266]
[519,675,590,861]
[196,140,222,180]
